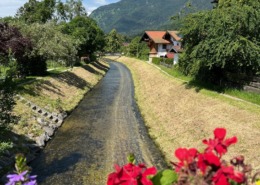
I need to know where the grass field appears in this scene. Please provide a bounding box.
[109,56,260,172]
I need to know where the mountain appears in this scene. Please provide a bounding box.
[90,0,213,35]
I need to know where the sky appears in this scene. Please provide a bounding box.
[0,0,120,18]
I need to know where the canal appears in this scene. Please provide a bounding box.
[31,60,167,184]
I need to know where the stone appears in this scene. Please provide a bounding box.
[43,126,54,137]
[56,120,63,127]
[37,118,47,126]
[35,134,45,147]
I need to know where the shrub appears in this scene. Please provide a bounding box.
[152,57,162,65]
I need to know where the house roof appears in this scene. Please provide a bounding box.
[142,31,170,44]
[166,31,182,41]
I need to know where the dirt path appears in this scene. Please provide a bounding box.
[30,60,166,184]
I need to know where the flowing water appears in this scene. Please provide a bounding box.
[31,60,167,185]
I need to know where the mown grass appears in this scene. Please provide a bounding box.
[112,56,260,171]
[156,64,260,106]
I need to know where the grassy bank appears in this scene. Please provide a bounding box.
[110,56,260,171]
[13,60,109,138]
[0,60,109,178]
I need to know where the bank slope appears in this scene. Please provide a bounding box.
[112,56,260,172]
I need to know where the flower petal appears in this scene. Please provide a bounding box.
[214,128,226,140]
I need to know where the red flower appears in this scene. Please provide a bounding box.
[174,148,198,172]
[203,128,237,156]
[212,165,245,185]
[107,163,157,185]
[197,151,221,173]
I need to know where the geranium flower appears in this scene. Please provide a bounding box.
[212,165,245,185]
[107,163,157,185]
[203,128,237,156]
[197,151,221,174]
[174,148,198,172]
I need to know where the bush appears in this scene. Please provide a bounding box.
[152,57,161,65]
[164,58,173,65]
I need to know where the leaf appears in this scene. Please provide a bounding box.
[151,169,178,185]
[127,153,136,164]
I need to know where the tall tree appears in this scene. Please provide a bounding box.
[179,0,260,85]
[61,16,105,57]
[16,0,56,23]
[19,22,80,67]
[54,0,87,22]
[105,29,123,53]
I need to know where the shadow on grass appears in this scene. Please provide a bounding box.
[35,80,64,97]
[53,71,92,90]
[91,61,109,72]
[184,79,226,93]
[0,127,41,183]
[81,64,103,76]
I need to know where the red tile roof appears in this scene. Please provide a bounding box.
[167,31,181,41]
[145,31,170,44]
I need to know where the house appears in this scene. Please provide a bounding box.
[140,30,182,64]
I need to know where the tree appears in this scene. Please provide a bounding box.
[179,0,260,85]
[127,36,149,60]
[0,23,33,77]
[18,22,80,67]
[16,0,56,23]
[64,0,87,21]
[61,16,105,57]
[105,29,123,53]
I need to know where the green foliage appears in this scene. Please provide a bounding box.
[0,76,16,128]
[14,153,31,173]
[0,141,13,154]
[60,0,87,21]
[16,0,56,23]
[61,16,105,57]
[151,169,178,185]
[152,58,162,65]
[127,36,149,60]
[105,29,124,53]
[17,22,80,67]
[163,58,174,66]
[90,0,212,35]
[179,0,260,85]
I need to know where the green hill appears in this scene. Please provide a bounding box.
[90,0,213,35]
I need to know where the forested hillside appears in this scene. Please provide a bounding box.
[90,0,212,35]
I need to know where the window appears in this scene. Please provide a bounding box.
[162,44,167,50]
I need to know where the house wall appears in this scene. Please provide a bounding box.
[171,38,181,47]
[157,44,173,57]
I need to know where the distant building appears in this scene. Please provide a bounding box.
[140,30,182,64]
